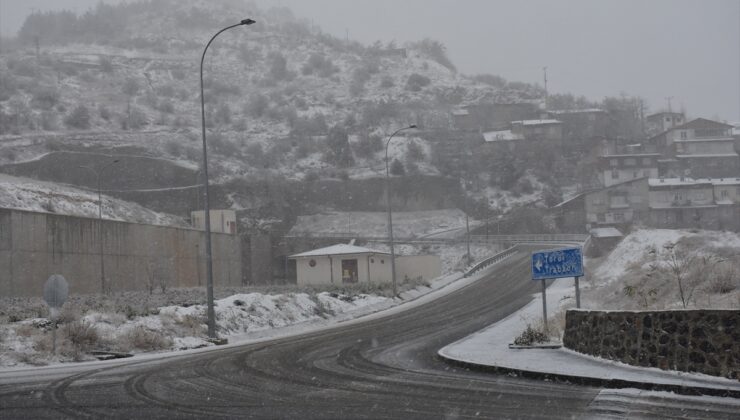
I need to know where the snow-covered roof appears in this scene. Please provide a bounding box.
[483,130,523,142]
[451,109,469,116]
[289,244,388,258]
[650,177,740,187]
[673,137,734,143]
[548,108,605,115]
[511,119,561,126]
[675,153,739,158]
[589,227,623,238]
[648,178,712,187]
[712,178,740,185]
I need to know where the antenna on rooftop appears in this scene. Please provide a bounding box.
[543,66,548,110]
[665,96,674,113]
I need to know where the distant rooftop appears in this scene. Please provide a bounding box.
[289,244,388,258]
[483,130,523,142]
[548,108,605,114]
[511,119,561,126]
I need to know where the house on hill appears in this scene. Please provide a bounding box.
[651,118,739,178]
[646,111,686,134]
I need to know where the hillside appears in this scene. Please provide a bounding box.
[0,0,553,224]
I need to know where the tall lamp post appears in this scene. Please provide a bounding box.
[200,18,255,339]
[79,159,119,295]
[385,124,417,297]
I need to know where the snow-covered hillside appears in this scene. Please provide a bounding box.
[0,173,187,227]
[584,229,740,310]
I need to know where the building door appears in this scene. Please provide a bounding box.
[341,259,358,284]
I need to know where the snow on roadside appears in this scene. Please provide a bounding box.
[0,291,389,367]
[591,229,687,286]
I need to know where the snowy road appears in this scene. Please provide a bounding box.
[0,247,735,418]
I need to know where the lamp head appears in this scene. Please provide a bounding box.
[241,18,256,25]
[408,124,417,129]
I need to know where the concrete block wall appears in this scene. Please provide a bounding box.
[0,209,242,297]
[563,309,739,379]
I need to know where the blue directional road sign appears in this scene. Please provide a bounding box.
[531,247,583,280]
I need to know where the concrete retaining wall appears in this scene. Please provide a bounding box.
[563,309,739,379]
[0,209,242,297]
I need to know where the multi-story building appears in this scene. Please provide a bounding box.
[583,177,649,227]
[652,118,739,178]
[598,153,660,187]
[646,111,686,134]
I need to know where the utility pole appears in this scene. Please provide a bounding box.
[543,66,548,110]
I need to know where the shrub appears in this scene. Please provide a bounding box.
[390,158,405,175]
[64,104,91,129]
[30,86,60,110]
[405,73,431,92]
[171,68,186,80]
[98,104,111,121]
[513,324,548,346]
[267,52,290,82]
[121,105,148,130]
[99,56,114,73]
[123,326,173,351]
[301,53,337,77]
[411,38,456,72]
[406,140,424,162]
[245,94,269,118]
[63,320,100,351]
[379,75,394,89]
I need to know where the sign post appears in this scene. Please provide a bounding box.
[43,275,69,354]
[531,248,584,330]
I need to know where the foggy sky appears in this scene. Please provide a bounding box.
[1,0,739,122]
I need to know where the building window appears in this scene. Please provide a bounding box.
[633,171,639,178]
[610,159,618,167]
[611,170,619,180]
[614,213,624,222]
[625,158,636,166]
[597,213,605,222]
[680,131,687,140]
[631,195,643,204]
[721,189,728,198]
[308,259,317,267]
[665,117,670,122]
[643,170,651,177]
[695,192,705,200]
[370,258,375,263]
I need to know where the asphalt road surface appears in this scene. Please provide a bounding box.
[1,248,737,419]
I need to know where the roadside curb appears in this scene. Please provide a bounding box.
[436,352,740,399]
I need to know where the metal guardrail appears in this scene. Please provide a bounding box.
[463,245,519,278]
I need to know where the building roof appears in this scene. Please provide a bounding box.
[712,177,740,186]
[483,130,524,142]
[511,119,561,126]
[648,178,713,187]
[548,108,606,115]
[600,153,661,158]
[675,153,739,158]
[673,118,733,131]
[289,244,389,258]
[646,111,684,119]
[451,109,469,116]
[589,227,623,238]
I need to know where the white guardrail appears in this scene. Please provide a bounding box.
[463,245,520,278]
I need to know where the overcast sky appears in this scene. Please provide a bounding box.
[1,0,739,121]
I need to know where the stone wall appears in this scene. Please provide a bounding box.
[563,309,738,379]
[0,208,242,297]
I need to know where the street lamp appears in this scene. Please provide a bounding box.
[78,159,119,295]
[200,18,255,339]
[385,124,417,297]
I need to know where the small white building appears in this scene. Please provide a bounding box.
[191,209,237,234]
[289,244,441,287]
